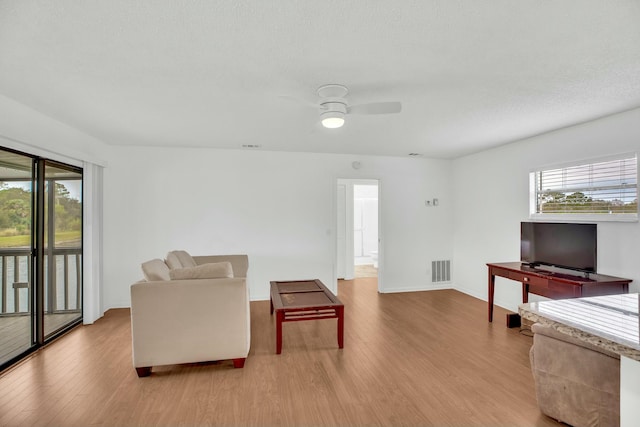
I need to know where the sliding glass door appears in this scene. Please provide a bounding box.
[0,150,34,367]
[42,161,83,339]
[0,149,82,370]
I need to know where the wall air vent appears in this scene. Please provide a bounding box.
[432,260,451,283]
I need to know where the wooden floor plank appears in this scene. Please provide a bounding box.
[0,279,560,426]
[0,312,81,365]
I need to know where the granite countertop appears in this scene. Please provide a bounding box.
[519,293,640,362]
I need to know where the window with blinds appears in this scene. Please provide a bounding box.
[531,154,638,218]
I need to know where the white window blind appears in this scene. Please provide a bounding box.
[533,155,637,216]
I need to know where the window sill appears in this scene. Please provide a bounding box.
[529,213,638,223]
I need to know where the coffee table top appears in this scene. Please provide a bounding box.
[270,279,343,310]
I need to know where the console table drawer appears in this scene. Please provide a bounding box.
[531,281,581,298]
[509,272,548,287]
[548,280,581,296]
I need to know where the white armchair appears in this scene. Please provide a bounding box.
[130,254,250,377]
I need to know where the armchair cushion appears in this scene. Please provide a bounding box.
[141,259,171,281]
[193,255,248,278]
[165,250,197,269]
[169,262,234,280]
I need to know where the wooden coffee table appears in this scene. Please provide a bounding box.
[270,279,344,354]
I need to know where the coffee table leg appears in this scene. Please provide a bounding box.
[337,306,344,349]
[276,311,284,354]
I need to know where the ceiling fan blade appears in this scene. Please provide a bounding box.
[347,102,402,115]
[277,95,318,108]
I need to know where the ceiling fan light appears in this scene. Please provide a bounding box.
[321,111,345,129]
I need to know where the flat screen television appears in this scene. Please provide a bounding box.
[521,222,597,273]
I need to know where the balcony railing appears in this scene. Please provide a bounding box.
[0,247,82,316]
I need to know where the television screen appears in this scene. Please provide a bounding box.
[521,222,597,273]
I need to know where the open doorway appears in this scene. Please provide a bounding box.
[353,183,378,278]
[336,179,380,289]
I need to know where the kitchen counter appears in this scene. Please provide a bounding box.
[519,293,640,361]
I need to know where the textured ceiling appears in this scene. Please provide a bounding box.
[1,1,639,158]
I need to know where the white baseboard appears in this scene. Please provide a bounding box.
[379,283,453,293]
[454,285,486,302]
[454,285,518,313]
[250,293,270,302]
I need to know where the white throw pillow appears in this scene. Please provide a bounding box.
[169,262,234,280]
[165,250,197,269]
[165,251,182,269]
[141,259,171,281]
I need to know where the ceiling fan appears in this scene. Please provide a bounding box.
[283,84,402,129]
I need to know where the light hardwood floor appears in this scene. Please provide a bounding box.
[0,313,82,364]
[0,279,560,426]
[354,264,377,278]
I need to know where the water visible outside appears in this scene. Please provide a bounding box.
[0,253,81,313]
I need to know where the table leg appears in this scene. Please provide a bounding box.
[488,269,495,322]
[276,311,284,354]
[270,297,274,315]
[522,283,529,303]
[337,306,344,349]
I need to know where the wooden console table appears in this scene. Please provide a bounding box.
[487,262,631,322]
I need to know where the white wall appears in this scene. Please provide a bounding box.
[452,108,640,313]
[0,94,108,166]
[103,147,453,307]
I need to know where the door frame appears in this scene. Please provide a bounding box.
[334,178,382,293]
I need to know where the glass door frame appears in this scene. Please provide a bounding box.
[0,147,83,372]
